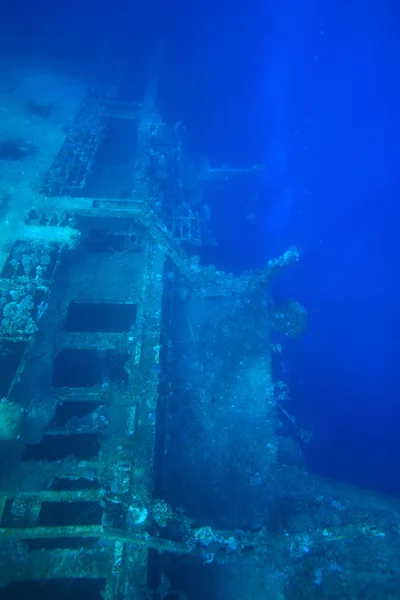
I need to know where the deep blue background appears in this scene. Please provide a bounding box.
[1,0,399,494]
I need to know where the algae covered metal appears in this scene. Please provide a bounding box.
[0,68,398,600]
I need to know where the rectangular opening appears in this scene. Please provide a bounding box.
[52,349,128,387]
[65,301,137,332]
[0,579,106,600]
[50,477,101,491]
[85,229,143,253]
[38,501,102,526]
[52,401,101,427]
[22,433,101,461]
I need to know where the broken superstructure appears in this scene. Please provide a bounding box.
[0,68,399,600]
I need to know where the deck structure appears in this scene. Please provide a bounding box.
[0,68,399,600]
